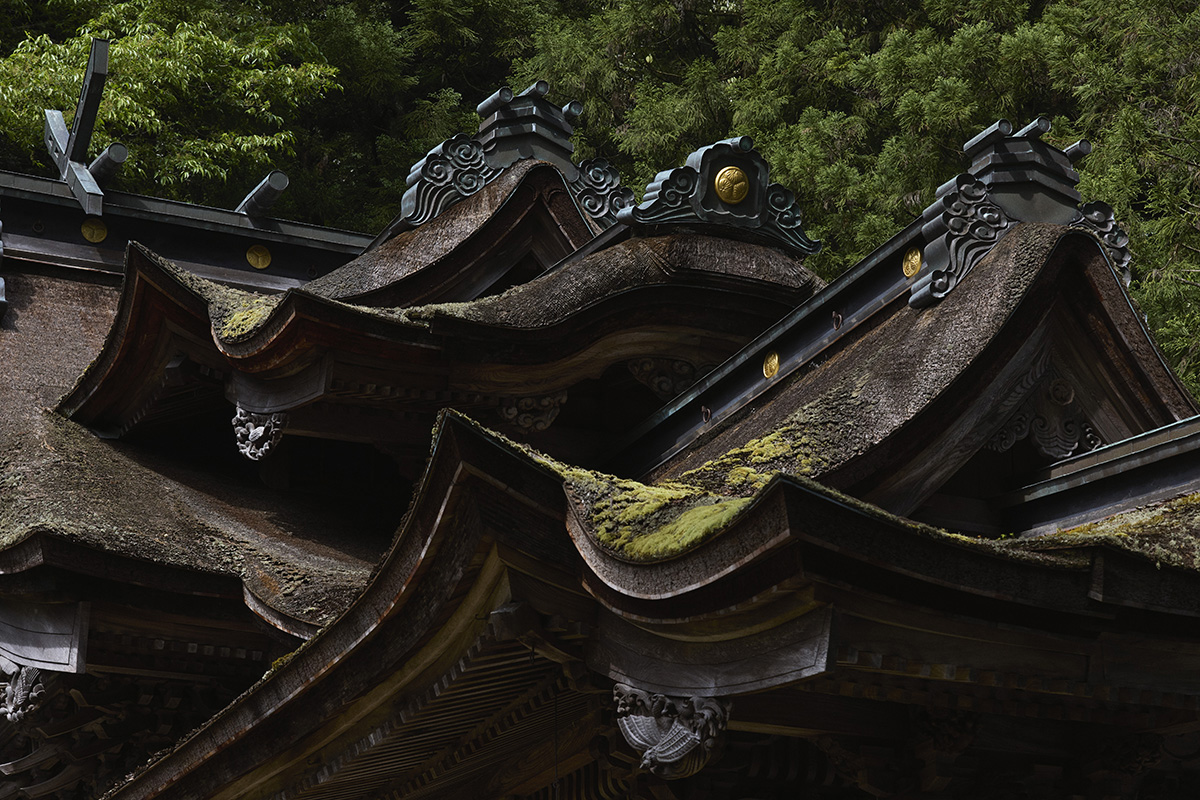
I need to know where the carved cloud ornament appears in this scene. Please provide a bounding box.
[627,357,697,400]
[613,683,731,779]
[232,405,287,461]
[987,376,1102,461]
[498,391,567,432]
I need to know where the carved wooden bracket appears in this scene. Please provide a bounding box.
[1,665,45,723]
[612,683,730,779]
[232,405,287,460]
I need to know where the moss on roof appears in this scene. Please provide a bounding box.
[1,272,375,625]
[655,223,1074,485]
[987,491,1200,572]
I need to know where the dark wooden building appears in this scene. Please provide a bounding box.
[5,48,1200,800]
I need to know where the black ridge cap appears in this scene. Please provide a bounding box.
[0,169,371,251]
[601,214,926,478]
[998,414,1200,535]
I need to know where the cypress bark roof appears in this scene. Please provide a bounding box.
[1,272,376,629]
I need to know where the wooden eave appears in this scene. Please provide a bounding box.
[0,534,301,682]
[58,244,222,432]
[64,240,810,443]
[106,414,1200,800]
[104,413,583,800]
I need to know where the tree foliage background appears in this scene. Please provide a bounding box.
[2,0,1200,394]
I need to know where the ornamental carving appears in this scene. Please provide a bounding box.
[987,376,1101,460]
[612,683,730,779]
[569,158,634,228]
[1,665,45,723]
[909,174,1016,307]
[616,137,820,259]
[498,391,568,432]
[628,358,696,400]
[232,406,287,460]
[1070,200,1132,285]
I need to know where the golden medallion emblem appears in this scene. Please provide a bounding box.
[246,244,272,270]
[714,166,750,205]
[902,246,922,278]
[763,350,780,379]
[81,217,108,243]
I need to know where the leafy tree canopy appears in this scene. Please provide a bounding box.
[1,0,1199,393]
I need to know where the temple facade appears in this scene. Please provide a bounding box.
[5,43,1200,800]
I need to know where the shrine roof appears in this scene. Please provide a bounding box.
[650,223,1079,491]
[984,489,1200,572]
[1,273,376,631]
[542,222,1194,563]
[102,225,819,351]
[367,232,820,330]
[304,161,559,301]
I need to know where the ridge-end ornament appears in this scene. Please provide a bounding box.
[909,117,1132,307]
[617,137,820,260]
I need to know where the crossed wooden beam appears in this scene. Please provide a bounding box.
[43,38,287,218]
[43,38,126,216]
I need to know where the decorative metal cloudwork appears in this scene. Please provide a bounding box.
[617,137,820,259]
[400,134,500,228]
[373,82,633,246]
[909,117,1132,308]
[908,175,1016,306]
[1070,200,1132,285]
[568,158,635,228]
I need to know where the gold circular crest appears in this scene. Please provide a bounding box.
[902,246,922,278]
[763,350,780,379]
[714,165,750,205]
[81,217,107,244]
[246,244,272,270]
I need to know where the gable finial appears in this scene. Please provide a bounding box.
[615,137,821,260]
[366,81,635,250]
[909,117,1131,308]
[43,38,127,215]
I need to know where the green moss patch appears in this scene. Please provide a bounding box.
[989,491,1200,572]
[215,293,284,341]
